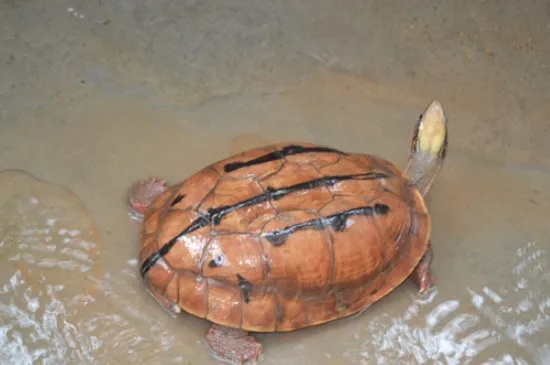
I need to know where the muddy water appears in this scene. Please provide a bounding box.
[1,0,550,364]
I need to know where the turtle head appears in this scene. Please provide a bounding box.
[405,100,448,197]
[127,177,168,221]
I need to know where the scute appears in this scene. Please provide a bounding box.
[158,210,210,273]
[139,143,431,332]
[202,235,266,286]
[242,291,278,331]
[178,272,209,317]
[260,210,333,293]
[321,195,385,287]
[169,167,220,211]
[259,162,333,211]
[199,177,276,234]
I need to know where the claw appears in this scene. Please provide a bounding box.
[148,177,166,186]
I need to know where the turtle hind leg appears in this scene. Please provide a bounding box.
[205,324,263,365]
[410,240,436,293]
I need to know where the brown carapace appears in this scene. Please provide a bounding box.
[129,101,448,364]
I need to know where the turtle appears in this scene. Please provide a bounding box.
[127,100,448,364]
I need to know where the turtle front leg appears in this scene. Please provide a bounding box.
[410,241,435,293]
[205,324,263,365]
[127,177,168,221]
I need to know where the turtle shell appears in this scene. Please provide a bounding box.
[138,142,431,332]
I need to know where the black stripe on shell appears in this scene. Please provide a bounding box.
[262,203,390,246]
[207,172,389,226]
[170,194,185,206]
[223,144,347,173]
[140,172,389,277]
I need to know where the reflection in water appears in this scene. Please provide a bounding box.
[0,170,548,364]
[0,266,194,364]
[0,170,103,364]
[74,266,194,364]
[343,241,548,365]
[0,171,93,363]
[0,171,194,364]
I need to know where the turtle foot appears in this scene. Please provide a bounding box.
[127,177,168,221]
[411,241,435,293]
[205,324,263,365]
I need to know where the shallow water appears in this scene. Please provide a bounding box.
[1,0,549,364]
